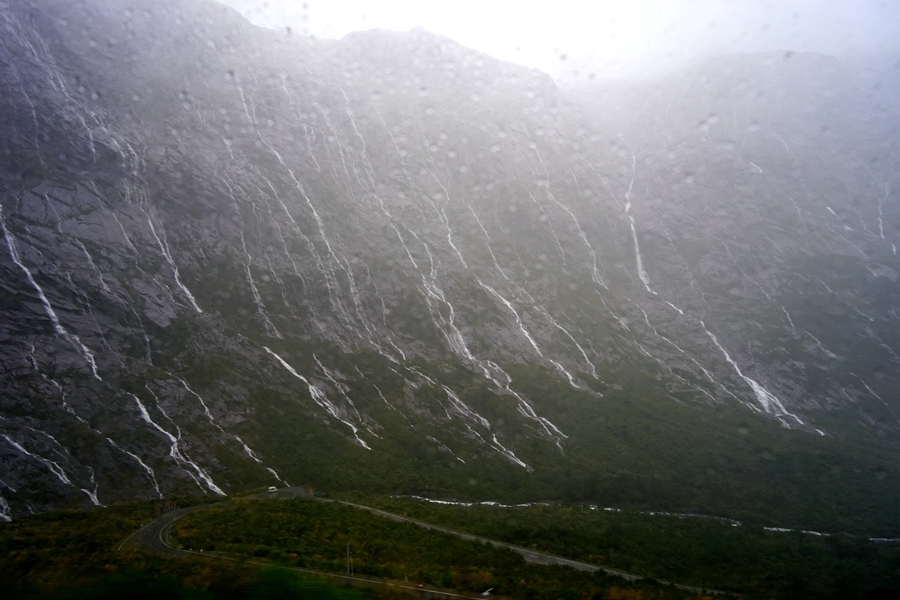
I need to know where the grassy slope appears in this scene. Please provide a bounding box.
[169,334,900,537]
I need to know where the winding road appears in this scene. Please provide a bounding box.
[117,487,728,597]
[117,498,480,600]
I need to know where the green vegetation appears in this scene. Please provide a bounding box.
[0,500,385,600]
[4,493,899,599]
[162,330,900,539]
[173,498,706,599]
[144,292,900,539]
[118,261,900,541]
[44,569,368,600]
[345,495,900,599]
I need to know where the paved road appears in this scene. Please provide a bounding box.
[118,499,486,600]
[119,488,729,597]
[117,503,218,554]
[332,500,639,579]
[328,498,728,595]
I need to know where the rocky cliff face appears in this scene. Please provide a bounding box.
[1,0,898,532]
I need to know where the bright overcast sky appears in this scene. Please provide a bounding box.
[217,0,899,81]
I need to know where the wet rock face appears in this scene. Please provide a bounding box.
[0,0,898,524]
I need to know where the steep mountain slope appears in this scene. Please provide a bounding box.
[0,0,898,533]
[573,51,900,426]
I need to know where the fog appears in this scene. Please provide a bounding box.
[219,0,900,81]
[2,1,900,594]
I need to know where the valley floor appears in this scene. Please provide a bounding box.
[3,490,900,599]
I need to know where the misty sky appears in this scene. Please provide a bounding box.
[217,0,899,81]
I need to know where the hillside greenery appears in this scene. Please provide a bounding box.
[0,499,375,600]
[342,494,900,599]
[172,497,707,599]
[3,493,899,599]
[162,335,900,539]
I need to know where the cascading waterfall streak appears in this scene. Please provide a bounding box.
[130,393,226,496]
[1,207,102,380]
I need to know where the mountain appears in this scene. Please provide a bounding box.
[1,0,898,534]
